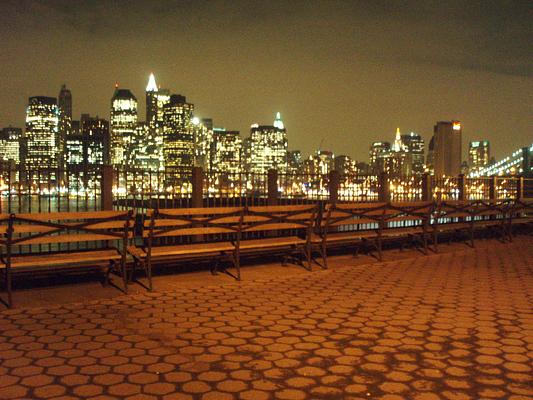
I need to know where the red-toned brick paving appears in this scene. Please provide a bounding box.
[1,237,533,399]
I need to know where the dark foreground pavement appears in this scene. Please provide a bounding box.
[1,237,533,400]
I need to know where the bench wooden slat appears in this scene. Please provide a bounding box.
[145,226,239,237]
[247,205,315,213]
[240,236,306,250]
[15,211,129,221]
[150,207,243,216]
[0,220,129,234]
[334,202,387,210]
[129,241,236,259]
[15,232,130,246]
[243,223,309,232]
[1,249,122,269]
[312,230,379,244]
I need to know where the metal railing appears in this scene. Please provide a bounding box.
[1,162,531,214]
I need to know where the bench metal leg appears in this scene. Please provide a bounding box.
[4,269,12,308]
[353,244,360,258]
[377,238,382,261]
[146,259,153,292]
[305,246,313,271]
[422,233,428,255]
[321,243,328,269]
[235,252,241,281]
[210,259,220,275]
[119,257,128,294]
[104,261,114,286]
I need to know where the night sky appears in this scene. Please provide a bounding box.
[1,0,531,162]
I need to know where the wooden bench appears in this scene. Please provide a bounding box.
[433,200,509,249]
[241,204,317,271]
[313,202,386,267]
[128,207,244,290]
[433,200,476,248]
[381,201,434,254]
[0,210,132,308]
[508,198,533,239]
[471,199,511,241]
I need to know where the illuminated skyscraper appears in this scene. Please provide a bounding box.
[401,132,425,174]
[162,94,194,170]
[156,89,170,125]
[211,128,241,175]
[0,127,22,163]
[25,96,60,175]
[431,121,462,176]
[193,118,214,171]
[130,122,162,171]
[146,73,159,126]
[246,113,288,174]
[82,115,110,165]
[426,136,435,174]
[389,127,409,175]
[369,141,391,174]
[65,120,83,166]
[335,155,357,175]
[58,84,72,169]
[305,150,334,175]
[110,86,138,166]
[468,141,490,174]
[287,150,303,174]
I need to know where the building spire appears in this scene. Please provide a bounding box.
[146,73,158,92]
[393,127,403,152]
[273,112,284,129]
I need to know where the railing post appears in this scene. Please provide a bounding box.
[422,173,432,202]
[101,164,114,211]
[267,169,278,206]
[517,176,524,200]
[328,170,340,204]
[378,172,389,202]
[192,166,204,208]
[489,176,497,200]
[458,174,466,201]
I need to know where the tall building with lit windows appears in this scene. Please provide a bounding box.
[335,154,357,175]
[432,120,462,176]
[65,120,83,166]
[468,141,490,174]
[25,96,60,175]
[401,132,425,174]
[162,94,194,170]
[305,150,334,175]
[130,122,162,171]
[58,84,72,168]
[369,141,391,174]
[0,127,22,163]
[146,73,159,126]
[287,150,303,173]
[110,87,138,166]
[192,118,214,171]
[81,115,110,165]
[245,112,288,174]
[211,129,241,175]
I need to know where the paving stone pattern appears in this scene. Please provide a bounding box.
[1,238,533,399]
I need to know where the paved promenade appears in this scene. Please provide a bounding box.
[1,237,533,399]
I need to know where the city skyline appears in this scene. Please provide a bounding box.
[1,1,531,162]
[2,74,530,167]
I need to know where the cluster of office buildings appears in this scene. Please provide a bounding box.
[369,121,493,177]
[0,73,520,185]
[0,74,292,184]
